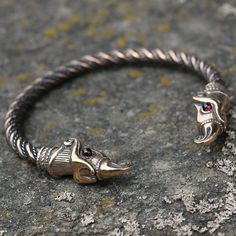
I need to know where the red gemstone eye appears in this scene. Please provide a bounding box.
[202,102,212,112]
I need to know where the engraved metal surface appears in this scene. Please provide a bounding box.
[193,82,229,145]
[4,48,230,183]
[37,138,131,183]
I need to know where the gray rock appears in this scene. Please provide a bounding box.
[0,0,236,235]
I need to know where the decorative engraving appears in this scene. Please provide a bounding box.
[36,138,131,183]
[193,82,229,145]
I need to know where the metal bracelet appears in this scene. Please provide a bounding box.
[4,48,230,184]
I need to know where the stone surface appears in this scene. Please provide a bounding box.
[0,0,236,235]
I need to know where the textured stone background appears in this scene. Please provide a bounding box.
[0,0,236,235]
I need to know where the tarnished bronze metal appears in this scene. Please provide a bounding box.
[37,138,131,184]
[4,48,230,184]
[192,82,229,145]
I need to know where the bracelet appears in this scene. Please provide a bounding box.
[5,48,230,184]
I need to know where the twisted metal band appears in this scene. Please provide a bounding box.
[5,48,224,164]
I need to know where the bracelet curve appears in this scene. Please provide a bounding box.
[5,48,230,184]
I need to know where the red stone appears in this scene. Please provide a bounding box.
[202,102,213,112]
